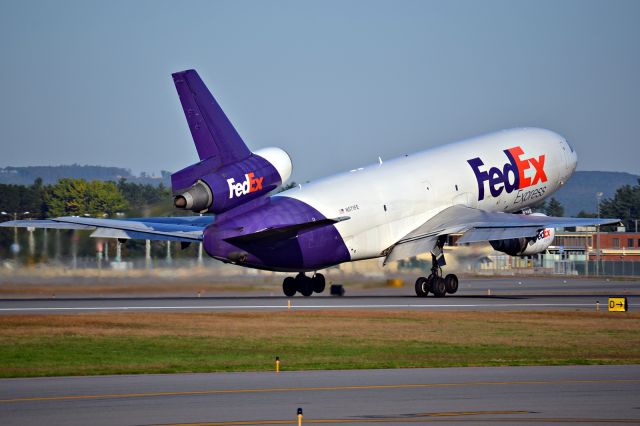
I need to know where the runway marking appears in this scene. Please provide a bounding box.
[160,415,640,425]
[158,416,640,425]
[1,378,638,404]
[0,303,600,312]
[158,411,532,425]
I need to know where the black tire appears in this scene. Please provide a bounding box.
[444,273,459,294]
[431,276,447,298]
[297,275,313,297]
[415,276,429,297]
[312,273,326,293]
[283,277,296,297]
[426,274,436,292]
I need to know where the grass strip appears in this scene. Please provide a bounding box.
[0,311,639,377]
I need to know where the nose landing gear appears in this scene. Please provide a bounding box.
[282,273,326,297]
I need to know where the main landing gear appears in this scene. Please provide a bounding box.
[282,273,326,297]
[415,270,459,298]
[415,237,459,298]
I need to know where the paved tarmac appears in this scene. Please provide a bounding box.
[1,365,638,425]
[0,277,636,313]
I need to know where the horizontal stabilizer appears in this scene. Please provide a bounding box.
[1,216,215,243]
[0,220,93,230]
[88,227,199,243]
[54,217,204,241]
[224,216,350,244]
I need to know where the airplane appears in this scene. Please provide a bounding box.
[1,69,619,297]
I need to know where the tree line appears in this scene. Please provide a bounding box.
[0,165,171,186]
[536,180,640,230]
[575,179,640,230]
[535,197,565,217]
[0,178,173,219]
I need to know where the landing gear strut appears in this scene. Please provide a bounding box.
[282,273,325,297]
[414,237,458,298]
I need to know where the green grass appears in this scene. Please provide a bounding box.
[1,311,639,377]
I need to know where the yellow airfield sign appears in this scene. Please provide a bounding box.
[608,297,628,312]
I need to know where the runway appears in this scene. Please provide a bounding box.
[1,278,638,424]
[0,277,636,313]
[1,365,638,425]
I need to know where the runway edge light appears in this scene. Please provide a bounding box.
[608,297,628,312]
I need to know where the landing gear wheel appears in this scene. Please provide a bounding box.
[283,277,296,297]
[415,276,429,297]
[431,276,447,298]
[312,273,326,293]
[444,274,459,294]
[296,273,313,297]
[414,236,457,298]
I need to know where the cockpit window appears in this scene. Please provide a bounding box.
[566,139,575,152]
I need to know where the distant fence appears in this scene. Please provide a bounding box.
[3,254,640,278]
[478,256,640,277]
[564,260,640,277]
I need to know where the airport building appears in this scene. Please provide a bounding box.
[543,228,640,276]
[546,227,639,260]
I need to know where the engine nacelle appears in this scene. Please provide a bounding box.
[490,228,555,256]
[490,213,555,256]
[171,147,292,214]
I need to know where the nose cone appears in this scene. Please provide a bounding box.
[568,142,578,174]
[560,136,578,174]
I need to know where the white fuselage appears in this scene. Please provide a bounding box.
[277,128,577,261]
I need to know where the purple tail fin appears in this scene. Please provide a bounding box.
[172,69,251,166]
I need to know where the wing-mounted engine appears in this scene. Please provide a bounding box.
[172,147,292,214]
[489,213,555,256]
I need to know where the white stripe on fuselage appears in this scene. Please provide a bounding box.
[276,128,576,261]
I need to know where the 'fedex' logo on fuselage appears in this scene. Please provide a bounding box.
[467,146,547,201]
[227,172,264,199]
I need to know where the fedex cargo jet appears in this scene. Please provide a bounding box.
[2,70,618,297]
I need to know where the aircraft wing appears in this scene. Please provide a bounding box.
[0,216,214,243]
[384,205,620,264]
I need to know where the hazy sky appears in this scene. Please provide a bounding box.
[1,0,638,183]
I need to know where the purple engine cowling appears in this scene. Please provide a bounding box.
[172,147,292,214]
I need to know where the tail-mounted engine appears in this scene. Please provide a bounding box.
[169,69,293,214]
[172,147,292,214]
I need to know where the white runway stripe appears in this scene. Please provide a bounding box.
[0,303,597,312]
